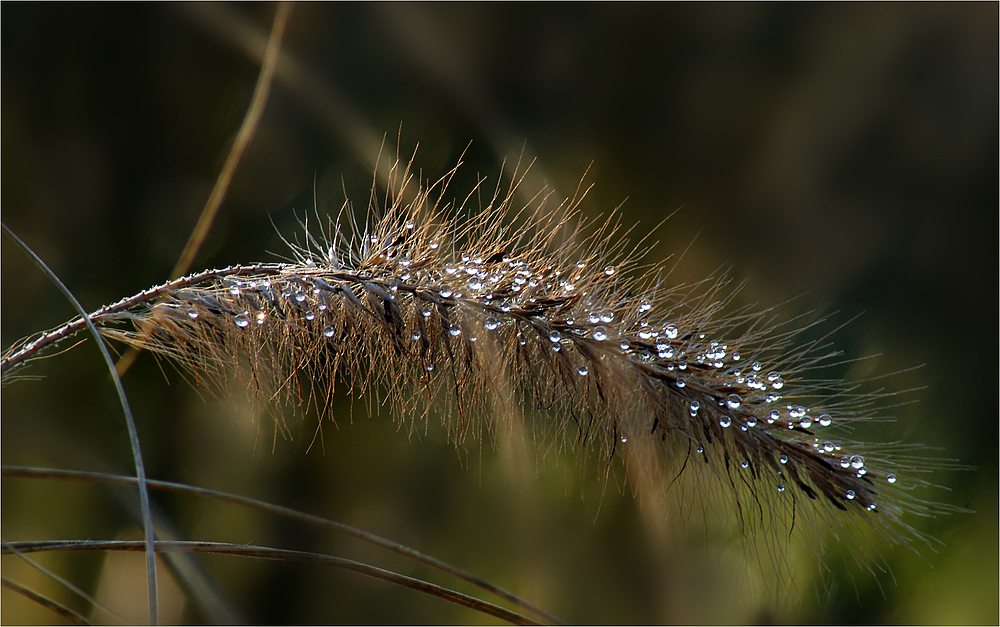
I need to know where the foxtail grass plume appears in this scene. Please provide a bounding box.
[1,155,956,580]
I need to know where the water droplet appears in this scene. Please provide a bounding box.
[578,365,589,376]
[421,305,433,317]
[485,317,500,330]
[229,285,241,296]
[727,393,742,409]
[818,414,832,427]
[779,454,788,464]
[732,352,741,361]
[426,363,435,372]
[719,416,732,428]
[234,313,250,328]
[518,335,527,346]
[799,417,812,429]
[323,326,335,338]
[604,265,616,276]
[592,326,608,341]
[839,456,851,468]
[777,484,785,493]
[677,361,687,370]
[664,324,679,340]
[619,339,631,351]
[846,490,856,500]
[768,410,780,424]
[256,312,266,325]
[411,330,422,341]
[429,241,440,250]
[658,347,674,359]
[746,417,757,428]
[440,289,453,299]
[468,278,483,290]
[850,455,865,469]
[576,261,587,270]
[638,298,652,312]
[789,406,806,419]
[620,436,627,443]
[751,361,762,372]
[689,400,700,416]
[741,460,750,469]
[675,380,686,388]
[548,330,562,343]
[449,323,462,337]
[588,312,601,324]
[187,309,199,319]
[600,310,614,323]
[551,344,561,352]
[866,502,877,511]
[696,445,704,454]
[823,441,835,452]
[295,291,306,303]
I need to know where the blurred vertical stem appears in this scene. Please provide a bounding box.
[116,1,293,377]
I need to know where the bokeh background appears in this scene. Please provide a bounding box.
[2,3,996,624]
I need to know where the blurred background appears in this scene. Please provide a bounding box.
[2,3,996,624]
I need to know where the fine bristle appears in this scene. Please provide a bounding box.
[3,156,960,584]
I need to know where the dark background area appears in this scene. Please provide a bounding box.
[2,3,996,624]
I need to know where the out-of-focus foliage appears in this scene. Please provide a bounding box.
[2,4,996,624]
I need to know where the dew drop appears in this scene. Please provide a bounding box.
[619,339,631,351]
[484,317,499,330]
[426,364,435,372]
[823,441,835,452]
[886,474,897,484]
[850,455,865,469]
[548,330,562,343]
[779,454,788,464]
[620,436,627,443]
[256,312,267,325]
[449,323,462,337]
[518,335,527,346]
[789,405,806,419]
[732,352,741,361]
[429,241,440,250]
[664,324,679,340]
[727,393,742,409]
[638,298,652,312]
[305,311,315,321]
[777,484,785,493]
[600,310,614,323]
[603,265,616,276]
[741,460,750,469]
[588,312,600,324]
[689,400,700,416]
[323,326,335,338]
[768,410,780,424]
[295,291,306,303]
[187,309,199,319]
[675,380,686,388]
[818,414,832,427]
[444,263,457,275]
[592,326,608,341]
[751,361,762,372]
[867,503,877,511]
[696,445,704,454]
[234,313,250,328]
[658,347,674,359]
[839,456,851,469]
[411,330,422,341]
[746,417,757,428]
[846,490,856,500]
[719,416,732,428]
[799,417,813,429]
[468,278,483,290]
[440,289,453,299]
[578,365,589,376]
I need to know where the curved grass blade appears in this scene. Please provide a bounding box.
[1,224,158,624]
[3,540,544,626]
[2,465,561,625]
